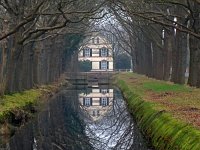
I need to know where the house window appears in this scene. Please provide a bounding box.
[92,110,95,116]
[92,110,100,116]
[84,48,91,57]
[97,110,100,116]
[101,97,109,106]
[101,89,108,94]
[100,48,108,57]
[101,61,108,70]
[92,38,95,44]
[84,97,92,106]
[97,37,99,44]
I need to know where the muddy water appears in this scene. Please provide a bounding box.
[0,85,152,150]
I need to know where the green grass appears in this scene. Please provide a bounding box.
[0,89,42,122]
[116,73,200,110]
[0,81,63,123]
[116,77,200,150]
[143,81,190,92]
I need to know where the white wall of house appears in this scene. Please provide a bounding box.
[109,62,113,70]
[92,62,99,70]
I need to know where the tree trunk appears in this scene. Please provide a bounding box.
[163,30,173,81]
[171,8,188,84]
[188,2,200,87]
[176,31,187,84]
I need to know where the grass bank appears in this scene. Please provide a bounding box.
[0,76,67,136]
[116,73,200,150]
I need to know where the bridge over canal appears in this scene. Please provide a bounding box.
[65,72,116,86]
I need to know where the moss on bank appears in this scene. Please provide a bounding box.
[0,89,41,122]
[0,78,67,136]
[116,74,200,150]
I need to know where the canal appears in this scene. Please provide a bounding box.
[1,85,152,150]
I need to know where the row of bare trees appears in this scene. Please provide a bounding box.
[0,0,200,95]
[105,0,200,87]
[0,0,106,95]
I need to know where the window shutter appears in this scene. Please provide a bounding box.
[107,98,109,106]
[90,98,92,106]
[99,49,101,57]
[90,49,92,57]
[83,49,85,57]
[99,98,102,106]
[107,61,109,69]
[99,61,101,69]
[107,49,109,57]
[83,98,85,105]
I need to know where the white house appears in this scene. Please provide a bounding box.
[78,33,113,71]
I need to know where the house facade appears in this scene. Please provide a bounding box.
[79,87,114,121]
[78,33,113,71]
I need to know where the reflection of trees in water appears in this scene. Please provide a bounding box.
[4,88,149,150]
[8,90,93,150]
[84,89,149,150]
[34,92,93,150]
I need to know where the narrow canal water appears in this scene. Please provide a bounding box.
[1,85,152,150]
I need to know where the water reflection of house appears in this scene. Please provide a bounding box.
[79,88,113,121]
